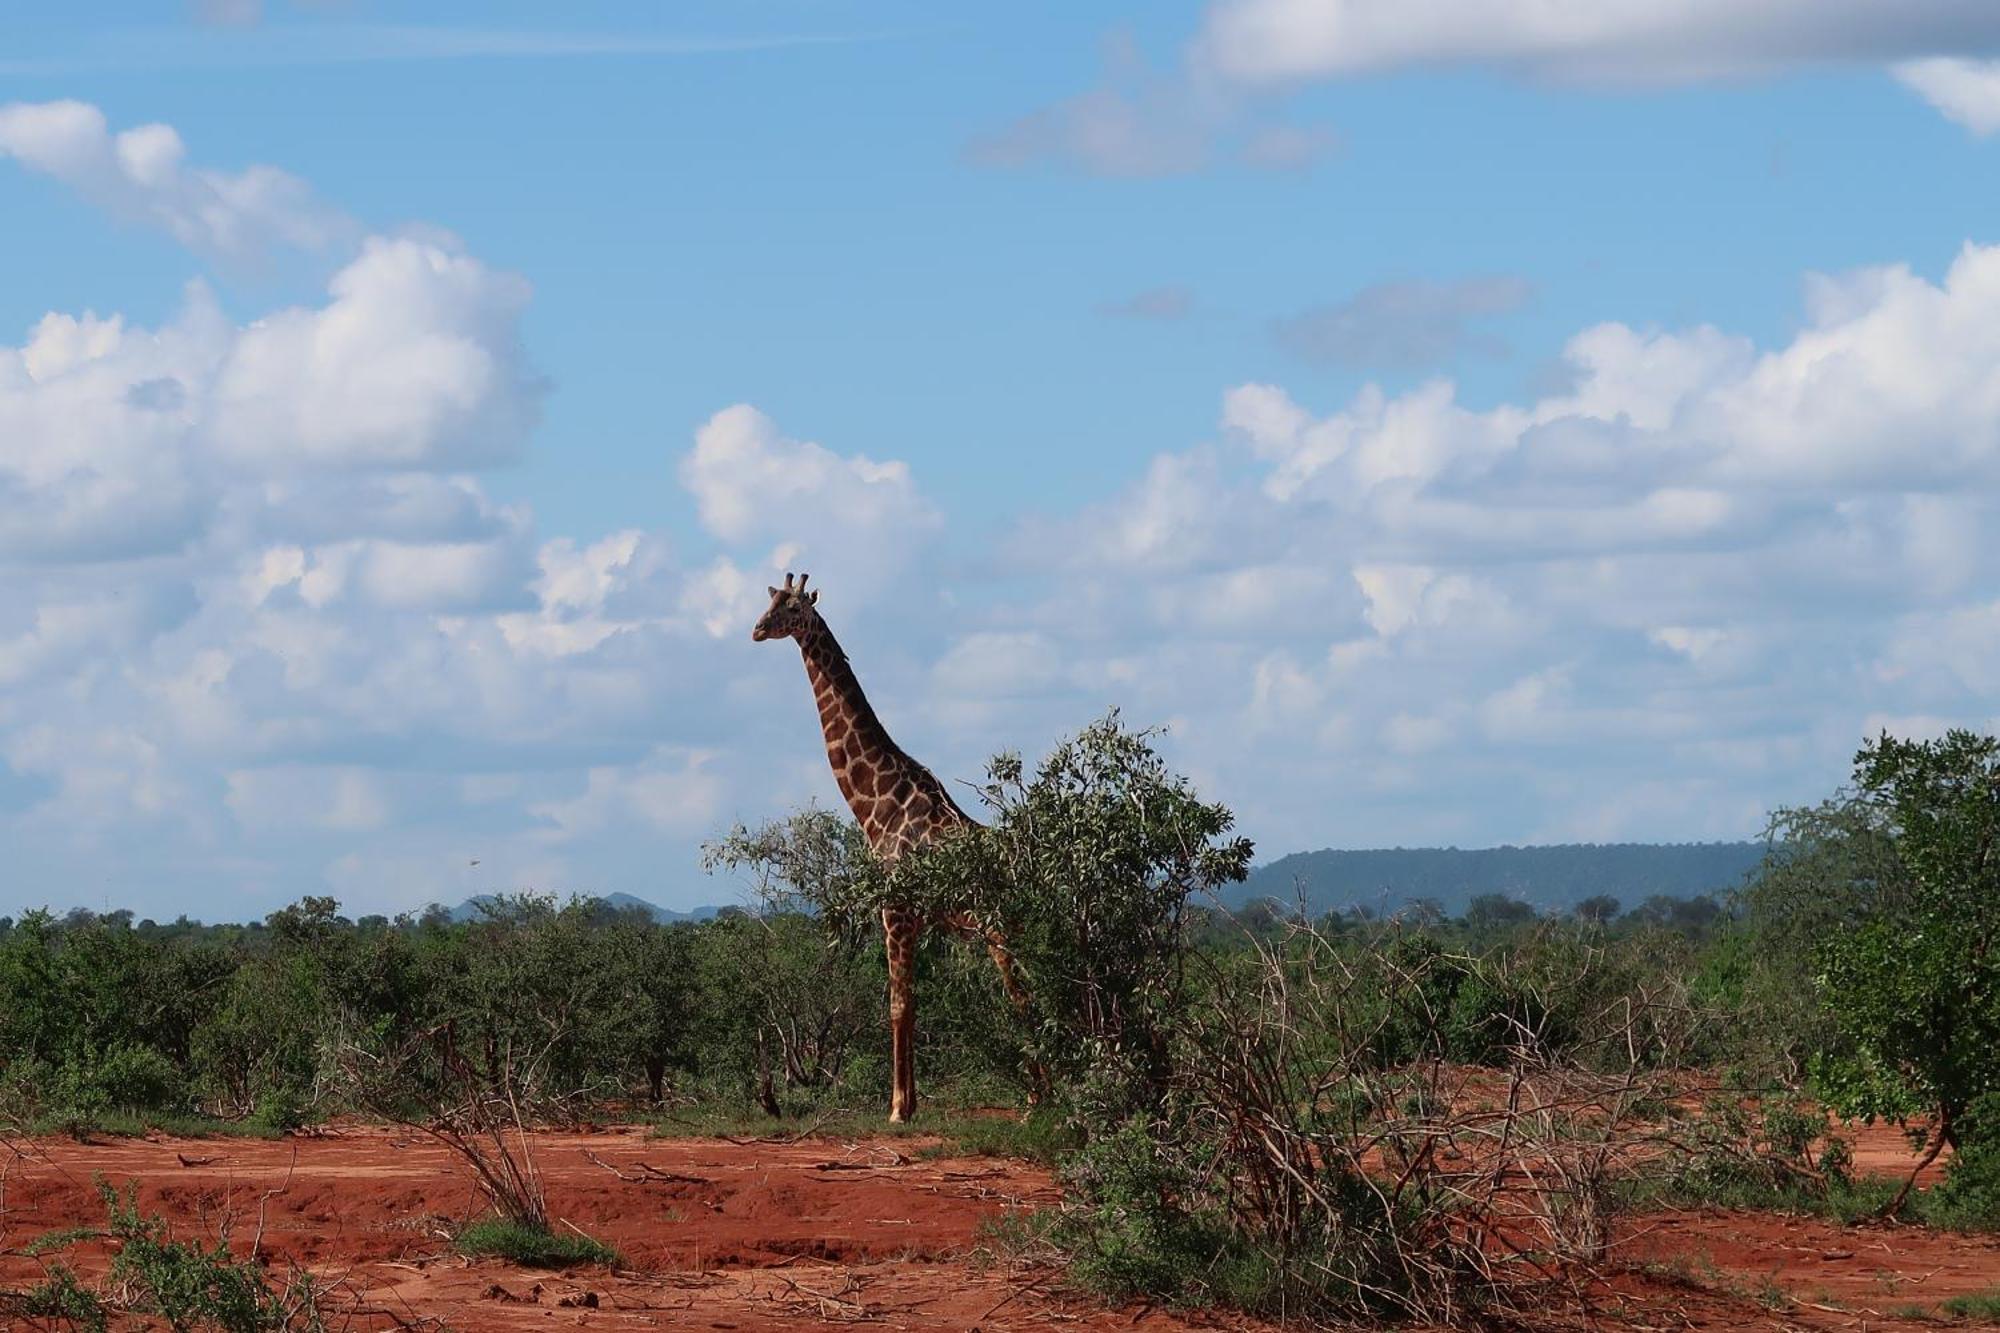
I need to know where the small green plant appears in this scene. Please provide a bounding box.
[14,1264,109,1332]
[100,1179,277,1332]
[1644,1094,1856,1214]
[248,1085,309,1135]
[1942,1287,2000,1320]
[1927,1092,2000,1230]
[455,1217,619,1268]
[15,1181,333,1331]
[931,1109,1080,1165]
[1051,1119,1272,1310]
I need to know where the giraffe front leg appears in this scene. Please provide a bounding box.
[884,907,918,1123]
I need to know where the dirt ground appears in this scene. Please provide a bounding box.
[0,1121,1993,1331]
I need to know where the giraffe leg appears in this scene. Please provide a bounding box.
[884,907,918,1123]
[980,926,1049,1107]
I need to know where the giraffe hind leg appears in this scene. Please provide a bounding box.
[978,925,1050,1107]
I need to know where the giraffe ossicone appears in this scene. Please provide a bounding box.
[751,571,1035,1122]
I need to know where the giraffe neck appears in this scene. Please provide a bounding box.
[797,619,910,821]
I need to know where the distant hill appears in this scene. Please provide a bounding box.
[443,892,722,924]
[1231,842,1768,918]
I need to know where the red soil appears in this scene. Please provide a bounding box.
[0,1122,1991,1331]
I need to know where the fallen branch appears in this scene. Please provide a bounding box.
[251,1143,299,1261]
[580,1148,710,1186]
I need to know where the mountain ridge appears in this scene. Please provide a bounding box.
[1230,841,1767,918]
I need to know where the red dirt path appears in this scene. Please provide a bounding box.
[0,1123,1993,1331]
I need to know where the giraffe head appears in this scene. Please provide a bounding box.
[751,571,822,642]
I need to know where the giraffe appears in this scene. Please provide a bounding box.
[752,571,1034,1122]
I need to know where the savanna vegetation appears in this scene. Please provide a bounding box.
[1,716,1996,1327]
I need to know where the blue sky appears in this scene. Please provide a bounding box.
[6,1,2000,920]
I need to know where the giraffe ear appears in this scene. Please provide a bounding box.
[809,590,819,604]
[767,586,781,597]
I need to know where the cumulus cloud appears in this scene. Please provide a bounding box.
[1195,0,2000,86]
[226,765,389,833]
[1895,58,2000,134]
[11,94,2000,920]
[0,240,541,565]
[0,101,937,918]
[0,100,354,262]
[208,238,541,471]
[1273,276,1532,370]
[529,747,724,842]
[948,241,2000,854]
[678,403,940,595]
[996,3,2000,161]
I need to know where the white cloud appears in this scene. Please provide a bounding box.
[0,100,353,261]
[946,241,2000,858]
[932,631,1064,699]
[226,765,389,833]
[529,748,724,842]
[0,241,539,565]
[996,3,2000,157]
[209,238,541,471]
[1232,244,2000,511]
[0,101,945,918]
[1896,58,2000,133]
[9,93,2000,921]
[1196,1,2000,86]
[678,404,939,591]
[1353,565,1481,636]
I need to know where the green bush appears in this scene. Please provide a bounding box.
[1053,1119,1264,1308]
[10,1181,309,1331]
[45,1043,187,1126]
[13,1264,107,1332]
[1931,1092,2000,1229]
[1801,732,2000,1210]
[102,1180,275,1332]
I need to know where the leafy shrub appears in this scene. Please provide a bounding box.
[13,1264,107,1332]
[100,1180,276,1332]
[1931,1091,2000,1229]
[1644,1095,1856,1214]
[248,1084,308,1135]
[1794,732,2000,1215]
[45,1044,187,1127]
[1052,1118,1266,1308]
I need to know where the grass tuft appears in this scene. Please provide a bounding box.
[1617,1170,1933,1226]
[27,1108,290,1141]
[925,1109,1079,1166]
[455,1218,619,1269]
[1942,1287,2000,1320]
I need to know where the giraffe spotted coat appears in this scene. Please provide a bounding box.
[753,572,1033,1122]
